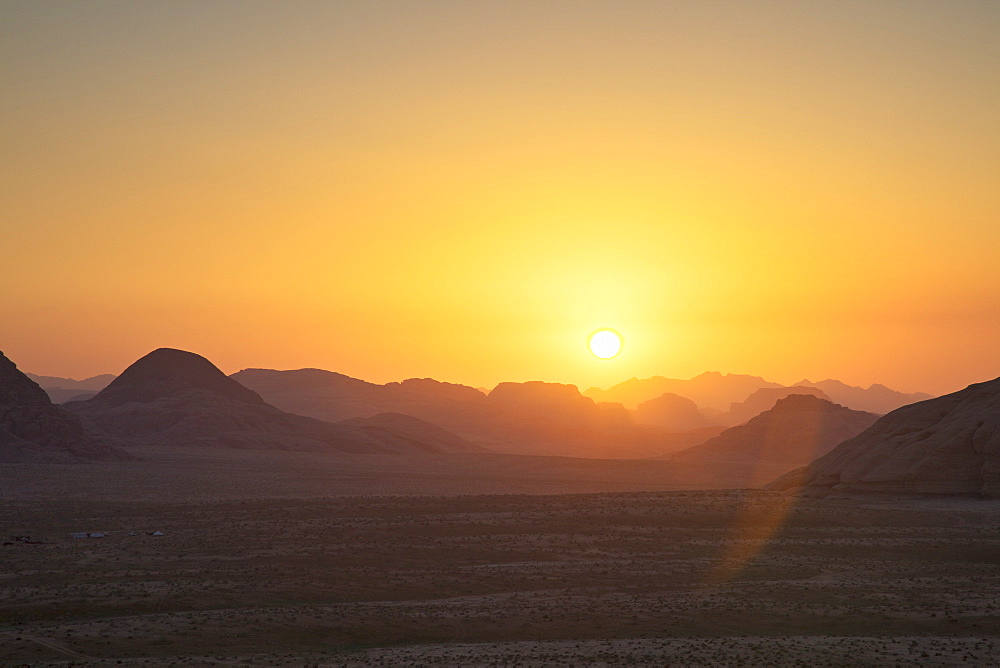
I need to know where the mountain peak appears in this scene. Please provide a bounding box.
[86,348,264,407]
[771,393,837,411]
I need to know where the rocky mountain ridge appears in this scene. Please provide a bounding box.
[769,378,1000,498]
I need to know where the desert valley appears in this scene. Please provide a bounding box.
[2,347,999,665]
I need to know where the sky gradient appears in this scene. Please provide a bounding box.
[3,0,998,395]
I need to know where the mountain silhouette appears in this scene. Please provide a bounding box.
[26,372,116,404]
[794,378,933,414]
[234,369,710,458]
[585,372,784,411]
[93,348,265,406]
[667,395,879,485]
[26,372,116,392]
[635,392,715,430]
[588,371,934,417]
[0,351,127,461]
[66,349,480,454]
[486,381,601,423]
[722,386,831,426]
[235,368,476,426]
[384,377,486,403]
[769,377,1000,497]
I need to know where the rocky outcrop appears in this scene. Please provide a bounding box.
[668,395,879,484]
[67,349,480,454]
[769,378,1000,498]
[0,351,127,461]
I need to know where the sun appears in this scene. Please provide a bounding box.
[589,329,622,359]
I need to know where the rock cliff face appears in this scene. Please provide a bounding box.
[769,378,1000,498]
[66,349,480,454]
[668,395,879,484]
[0,351,127,461]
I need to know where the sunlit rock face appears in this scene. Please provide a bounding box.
[770,378,1000,498]
[0,350,127,461]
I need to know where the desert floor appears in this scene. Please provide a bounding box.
[2,448,999,665]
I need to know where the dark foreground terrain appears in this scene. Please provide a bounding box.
[3,450,1000,665]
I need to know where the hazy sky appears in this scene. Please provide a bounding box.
[3,0,998,395]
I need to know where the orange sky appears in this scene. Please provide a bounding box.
[3,1,998,396]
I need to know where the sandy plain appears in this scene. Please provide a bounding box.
[2,447,1000,665]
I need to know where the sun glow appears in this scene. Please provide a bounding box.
[589,330,622,359]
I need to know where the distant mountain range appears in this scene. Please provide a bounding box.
[31,365,933,419]
[11,347,999,497]
[792,378,933,415]
[232,368,705,458]
[25,372,116,392]
[585,371,932,415]
[229,368,935,455]
[586,372,784,411]
[64,349,483,455]
[770,377,1000,498]
[21,357,942,462]
[26,372,115,404]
